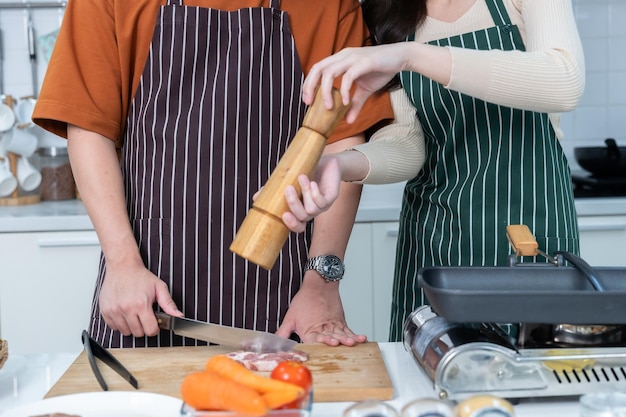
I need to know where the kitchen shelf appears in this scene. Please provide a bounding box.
[0,2,66,9]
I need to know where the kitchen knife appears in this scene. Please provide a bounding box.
[155,312,296,353]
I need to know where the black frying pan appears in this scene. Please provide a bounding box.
[574,138,626,177]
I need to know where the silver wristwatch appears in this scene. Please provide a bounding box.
[305,255,345,282]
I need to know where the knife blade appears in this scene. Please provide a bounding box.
[155,312,296,353]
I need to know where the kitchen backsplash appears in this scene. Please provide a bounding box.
[0,0,623,171]
[564,0,626,171]
[0,1,63,99]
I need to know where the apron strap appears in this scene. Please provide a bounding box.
[485,0,514,26]
[166,0,277,7]
[400,0,515,42]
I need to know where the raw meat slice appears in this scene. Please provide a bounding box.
[226,350,309,372]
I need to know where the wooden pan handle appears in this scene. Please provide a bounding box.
[230,88,350,269]
[506,224,539,257]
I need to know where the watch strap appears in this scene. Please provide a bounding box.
[305,255,344,282]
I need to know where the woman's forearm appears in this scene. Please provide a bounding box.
[423,0,584,113]
[332,150,371,183]
[340,88,426,185]
[391,0,584,113]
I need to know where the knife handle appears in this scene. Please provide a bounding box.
[155,311,171,330]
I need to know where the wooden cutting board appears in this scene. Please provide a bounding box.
[45,342,394,402]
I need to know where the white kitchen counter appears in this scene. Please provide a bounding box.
[0,343,580,416]
[0,200,93,232]
[1,193,626,232]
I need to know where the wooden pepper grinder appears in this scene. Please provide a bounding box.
[230,88,350,269]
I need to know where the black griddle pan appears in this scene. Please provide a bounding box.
[419,264,626,324]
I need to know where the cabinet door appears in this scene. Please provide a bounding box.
[371,222,398,342]
[0,231,101,354]
[340,223,374,339]
[341,222,399,342]
[578,216,626,267]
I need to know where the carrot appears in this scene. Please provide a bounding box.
[181,370,269,416]
[262,389,306,410]
[205,355,305,396]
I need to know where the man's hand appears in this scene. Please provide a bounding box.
[99,262,183,337]
[275,276,367,346]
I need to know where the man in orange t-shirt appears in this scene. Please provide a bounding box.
[33,0,394,348]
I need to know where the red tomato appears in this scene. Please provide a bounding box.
[270,361,313,409]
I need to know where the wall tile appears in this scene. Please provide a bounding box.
[573,106,609,142]
[574,0,610,38]
[609,37,626,70]
[608,105,626,143]
[570,0,616,153]
[581,38,609,72]
[0,2,65,99]
[579,72,608,107]
[609,1,626,37]
[608,71,626,105]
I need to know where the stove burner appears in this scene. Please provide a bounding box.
[571,171,626,198]
[517,323,626,348]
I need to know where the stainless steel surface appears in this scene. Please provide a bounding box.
[155,312,296,352]
[402,306,517,386]
[553,324,624,346]
[403,306,626,401]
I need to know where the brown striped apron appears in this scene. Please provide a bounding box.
[89,0,311,348]
[389,0,579,341]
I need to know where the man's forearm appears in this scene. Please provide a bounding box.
[304,135,365,286]
[67,125,142,268]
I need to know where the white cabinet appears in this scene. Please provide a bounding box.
[341,222,398,342]
[340,224,374,339]
[370,222,398,342]
[0,231,101,355]
[578,215,626,267]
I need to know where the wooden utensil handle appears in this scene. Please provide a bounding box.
[230,88,350,269]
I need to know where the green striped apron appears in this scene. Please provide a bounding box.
[389,0,579,341]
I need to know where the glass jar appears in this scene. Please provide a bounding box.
[35,146,76,201]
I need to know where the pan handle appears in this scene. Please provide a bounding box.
[605,138,621,161]
[555,251,606,291]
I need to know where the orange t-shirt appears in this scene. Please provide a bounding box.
[33,0,392,147]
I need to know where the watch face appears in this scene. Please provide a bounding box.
[320,256,344,280]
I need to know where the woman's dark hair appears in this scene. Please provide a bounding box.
[362,0,427,45]
[361,0,427,89]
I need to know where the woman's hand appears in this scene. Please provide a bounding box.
[302,43,412,123]
[281,155,343,233]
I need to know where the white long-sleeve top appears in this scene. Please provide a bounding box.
[353,0,585,184]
